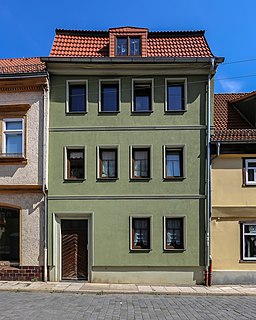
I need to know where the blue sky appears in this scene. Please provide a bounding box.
[0,0,255,93]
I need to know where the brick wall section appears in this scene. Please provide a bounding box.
[0,266,43,281]
[109,27,148,57]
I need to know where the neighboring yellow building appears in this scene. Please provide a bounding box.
[211,92,256,284]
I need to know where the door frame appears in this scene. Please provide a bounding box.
[52,212,94,282]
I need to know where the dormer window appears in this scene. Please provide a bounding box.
[116,37,141,56]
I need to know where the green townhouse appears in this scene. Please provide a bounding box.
[42,26,223,284]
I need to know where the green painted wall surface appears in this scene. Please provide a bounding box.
[48,72,208,273]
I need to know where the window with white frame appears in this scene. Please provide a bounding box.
[130,146,151,179]
[242,223,256,260]
[66,81,87,113]
[99,80,120,112]
[97,146,118,179]
[130,217,151,250]
[244,159,256,185]
[164,217,185,250]
[132,80,153,112]
[165,78,187,112]
[3,119,24,157]
[163,146,185,179]
[65,147,85,180]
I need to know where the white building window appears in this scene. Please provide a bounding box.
[3,119,24,157]
[245,159,256,185]
[242,223,256,260]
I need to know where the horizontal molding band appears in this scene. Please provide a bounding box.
[49,125,206,132]
[48,194,205,200]
[0,185,43,194]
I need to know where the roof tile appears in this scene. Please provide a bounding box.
[0,57,46,74]
[212,93,256,141]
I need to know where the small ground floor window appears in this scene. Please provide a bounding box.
[241,222,256,261]
[0,207,19,262]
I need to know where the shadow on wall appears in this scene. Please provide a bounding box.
[0,165,25,178]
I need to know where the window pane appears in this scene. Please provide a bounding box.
[244,235,256,258]
[166,218,183,249]
[244,225,256,234]
[69,85,86,112]
[6,134,22,154]
[130,38,141,55]
[133,218,150,249]
[100,150,117,178]
[248,169,255,182]
[133,149,149,178]
[116,38,127,56]
[67,149,84,179]
[0,207,19,261]
[167,83,184,111]
[101,84,119,112]
[166,151,182,177]
[134,83,152,111]
[248,162,256,168]
[6,121,22,130]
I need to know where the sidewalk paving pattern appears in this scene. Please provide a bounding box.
[1,281,256,296]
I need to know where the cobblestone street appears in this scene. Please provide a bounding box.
[0,292,256,320]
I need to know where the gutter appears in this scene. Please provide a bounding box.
[42,76,49,282]
[0,72,47,79]
[205,58,215,286]
[41,56,224,64]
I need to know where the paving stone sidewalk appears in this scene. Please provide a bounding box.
[0,281,256,296]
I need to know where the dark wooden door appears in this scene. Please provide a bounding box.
[61,220,88,280]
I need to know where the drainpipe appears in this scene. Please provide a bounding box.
[205,58,215,286]
[42,78,49,282]
[208,141,220,286]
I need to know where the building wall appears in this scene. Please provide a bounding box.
[48,73,208,284]
[0,91,44,184]
[211,155,256,284]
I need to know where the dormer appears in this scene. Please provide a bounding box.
[109,27,148,58]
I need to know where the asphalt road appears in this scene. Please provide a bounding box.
[0,292,255,319]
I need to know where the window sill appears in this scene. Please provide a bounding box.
[242,183,256,187]
[98,111,120,114]
[164,110,187,114]
[64,178,85,183]
[130,249,151,253]
[131,111,153,115]
[66,111,87,115]
[97,177,118,182]
[130,177,151,182]
[164,248,186,252]
[239,259,256,263]
[163,177,185,181]
[0,157,27,165]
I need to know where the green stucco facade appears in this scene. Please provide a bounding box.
[47,70,210,284]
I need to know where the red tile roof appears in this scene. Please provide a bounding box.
[50,29,213,58]
[212,93,256,141]
[0,57,46,74]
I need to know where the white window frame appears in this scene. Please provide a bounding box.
[2,118,24,157]
[129,215,152,251]
[163,216,186,251]
[242,222,256,261]
[129,145,153,180]
[64,146,86,180]
[245,159,256,185]
[66,80,88,113]
[165,78,187,112]
[96,145,120,180]
[99,79,121,113]
[132,79,154,113]
[163,145,186,180]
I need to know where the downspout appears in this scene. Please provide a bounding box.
[205,58,215,286]
[208,141,220,286]
[42,77,49,282]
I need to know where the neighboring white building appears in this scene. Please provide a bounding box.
[0,58,48,281]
